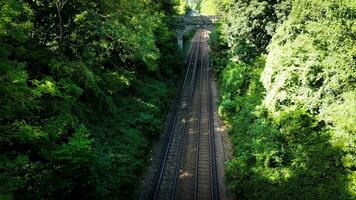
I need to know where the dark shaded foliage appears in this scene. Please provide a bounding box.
[0,0,184,199]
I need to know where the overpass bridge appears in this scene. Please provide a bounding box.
[175,15,220,50]
[175,16,220,27]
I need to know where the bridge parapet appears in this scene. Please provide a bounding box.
[175,15,220,50]
[175,15,220,27]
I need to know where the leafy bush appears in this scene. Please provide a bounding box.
[212,0,356,199]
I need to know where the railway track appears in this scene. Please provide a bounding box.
[150,29,219,200]
[194,30,218,200]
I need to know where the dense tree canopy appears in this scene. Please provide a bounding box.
[0,0,184,199]
[211,0,355,199]
[219,0,291,62]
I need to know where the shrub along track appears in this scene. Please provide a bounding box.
[149,29,229,200]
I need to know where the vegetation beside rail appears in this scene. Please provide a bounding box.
[210,0,356,199]
[0,0,187,199]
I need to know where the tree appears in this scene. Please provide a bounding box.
[0,0,183,199]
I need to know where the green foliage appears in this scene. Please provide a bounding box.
[200,0,219,15]
[261,1,356,197]
[175,0,191,15]
[211,0,356,199]
[219,0,291,62]
[262,0,356,120]
[209,24,229,73]
[0,0,183,199]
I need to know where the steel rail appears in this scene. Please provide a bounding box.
[207,33,219,200]
[194,29,219,200]
[171,29,202,200]
[151,29,202,200]
[194,29,205,200]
